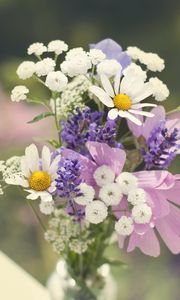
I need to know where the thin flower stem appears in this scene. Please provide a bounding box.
[25,199,46,232]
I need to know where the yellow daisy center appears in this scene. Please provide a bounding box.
[28,171,51,191]
[113,94,132,110]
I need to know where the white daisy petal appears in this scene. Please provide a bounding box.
[132,103,157,109]
[114,70,122,94]
[26,191,39,200]
[49,155,61,175]
[25,144,39,172]
[89,86,114,107]
[21,156,30,177]
[128,109,154,118]
[133,83,153,103]
[118,111,142,126]
[100,74,115,97]
[40,192,53,202]
[42,146,51,172]
[120,75,139,95]
[108,108,119,120]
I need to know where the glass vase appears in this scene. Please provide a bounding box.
[47,260,118,300]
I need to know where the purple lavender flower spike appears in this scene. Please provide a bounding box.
[89,38,131,69]
[61,107,122,155]
[56,157,84,221]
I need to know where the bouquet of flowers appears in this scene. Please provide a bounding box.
[0,38,180,300]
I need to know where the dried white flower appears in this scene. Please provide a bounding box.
[140,52,165,72]
[127,188,147,206]
[115,216,134,236]
[97,59,121,78]
[11,85,29,102]
[123,63,147,81]
[132,204,152,224]
[116,172,138,195]
[149,77,169,101]
[74,183,95,205]
[93,165,115,187]
[126,46,144,61]
[88,49,106,65]
[39,199,55,215]
[16,61,35,79]
[35,58,55,76]
[85,200,108,224]
[48,40,68,55]
[99,183,123,206]
[45,71,68,92]
[27,42,47,56]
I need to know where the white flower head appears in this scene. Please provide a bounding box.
[8,144,61,202]
[74,183,95,205]
[93,165,115,187]
[88,49,106,65]
[48,40,68,55]
[132,203,152,224]
[0,161,5,172]
[127,188,147,206]
[35,58,55,77]
[27,42,47,56]
[140,52,165,72]
[97,59,121,78]
[11,85,29,102]
[45,71,68,92]
[115,216,134,236]
[99,183,123,206]
[39,199,55,215]
[123,63,147,81]
[116,172,138,195]
[89,71,156,126]
[149,77,169,101]
[85,200,108,224]
[61,54,92,77]
[65,47,86,60]
[16,61,35,80]
[126,46,145,61]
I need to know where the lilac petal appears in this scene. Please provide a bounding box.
[156,218,180,254]
[142,106,166,140]
[134,170,171,189]
[89,38,131,69]
[127,115,144,137]
[127,229,160,257]
[148,190,170,218]
[86,141,126,176]
[161,180,180,205]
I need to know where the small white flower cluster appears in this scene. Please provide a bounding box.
[45,209,93,254]
[75,165,152,236]
[50,75,91,118]
[11,85,29,102]
[115,172,152,235]
[0,156,24,185]
[126,46,169,101]
[61,47,92,77]
[97,59,121,78]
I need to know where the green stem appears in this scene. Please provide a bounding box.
[25,199,46,232]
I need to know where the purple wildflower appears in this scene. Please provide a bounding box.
[56,157,84,221]
[61,107,122,155]
[142,121,179,169]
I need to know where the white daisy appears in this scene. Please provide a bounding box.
[74,183,95,205]
[10,144,61,202]
[89,72,157,125]
[99,183,123,206]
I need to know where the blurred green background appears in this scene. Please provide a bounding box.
[0,0,180,299]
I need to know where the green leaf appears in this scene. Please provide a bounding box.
[47,139,61,148]
[27,112,55,124]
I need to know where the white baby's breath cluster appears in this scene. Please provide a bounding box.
[50,75,91,118]
[11,85,29,102]
[0,156,23,185]
[45,209,94,254]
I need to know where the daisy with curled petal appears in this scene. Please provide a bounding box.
[13,144,61,202]
[89,70,157,126]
